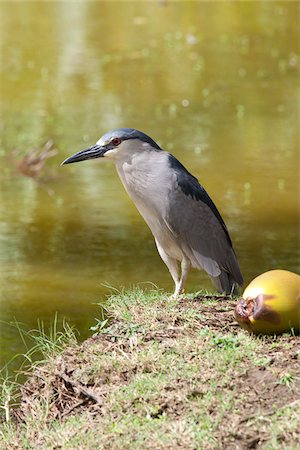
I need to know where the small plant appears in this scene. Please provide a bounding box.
[90,318,109,333]
[277,372,297,388]
[0,315,78,423]
[210,334,240,350]
[13,314,78,361]
[0,376,20,423]
[253,356,272,367]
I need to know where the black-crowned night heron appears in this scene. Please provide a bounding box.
[62,128,243,297]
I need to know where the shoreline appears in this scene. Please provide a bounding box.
[1,288,299,449]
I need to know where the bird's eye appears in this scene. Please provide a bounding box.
[112,138,121,146]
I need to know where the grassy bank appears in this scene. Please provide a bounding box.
[1,288,299,449]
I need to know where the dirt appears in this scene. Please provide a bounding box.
[12,297,300,449]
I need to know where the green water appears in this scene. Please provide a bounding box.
[0,1,299,371]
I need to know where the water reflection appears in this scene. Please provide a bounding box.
[0,1,299,371]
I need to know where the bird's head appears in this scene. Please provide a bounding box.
[61,128,162,165]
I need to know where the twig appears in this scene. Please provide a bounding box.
[202,294,232,300]
[116,347,131,360]
[57,372,103,406]
[60,399,86,418]
[238,398,300,424]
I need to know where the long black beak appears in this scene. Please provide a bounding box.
[61,144,107,165]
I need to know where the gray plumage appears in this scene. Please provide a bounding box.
[62,128,243,296]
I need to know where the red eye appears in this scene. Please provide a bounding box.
[112,138,121,146]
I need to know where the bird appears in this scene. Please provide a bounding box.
[62,128,243,297]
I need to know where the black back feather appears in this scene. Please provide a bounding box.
[168,154,232,247]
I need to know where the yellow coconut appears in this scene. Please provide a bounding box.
[235,269,300,335]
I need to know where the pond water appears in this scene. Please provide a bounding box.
[0,1,299,372]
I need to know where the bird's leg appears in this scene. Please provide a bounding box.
[155,240,180,298]
[164,257,181,298]
[176,258,190,296]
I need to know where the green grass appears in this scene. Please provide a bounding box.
[1,288,299,449]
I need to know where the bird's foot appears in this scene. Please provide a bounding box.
[169,288,185,300]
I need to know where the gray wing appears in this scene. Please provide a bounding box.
[165,155,243,288]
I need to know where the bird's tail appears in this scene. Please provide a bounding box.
[210,269,243,296]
